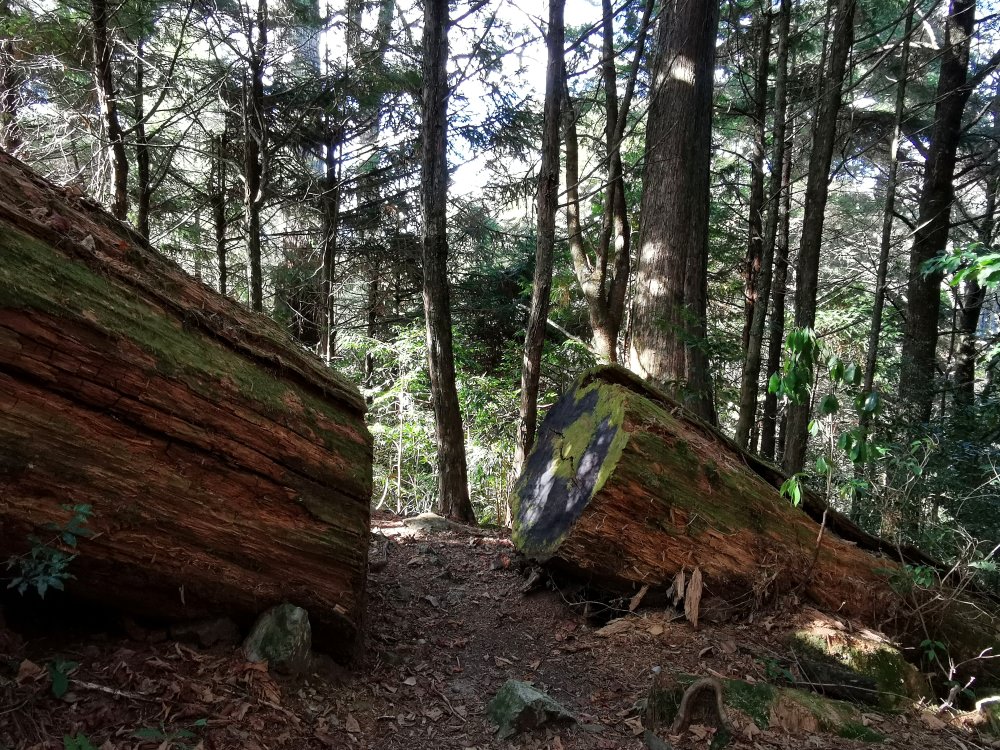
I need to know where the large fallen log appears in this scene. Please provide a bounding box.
[512,366,999,666]
[0,153,371,661]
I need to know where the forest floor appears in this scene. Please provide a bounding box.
[1,511,997,750]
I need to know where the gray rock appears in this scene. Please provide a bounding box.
[487,679,576,739]
[402,512,453,532]
[642,729,674,750]
[243,603,311,674]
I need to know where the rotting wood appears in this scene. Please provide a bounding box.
[0,152,372,662]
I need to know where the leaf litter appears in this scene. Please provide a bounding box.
[0,510,995,749]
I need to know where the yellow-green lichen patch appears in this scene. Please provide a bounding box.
[512,377,630,555]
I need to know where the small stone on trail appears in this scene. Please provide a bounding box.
[487,679,576,739]
[244,603,312,675]
[642,729,673,750]
[402,512,452,532]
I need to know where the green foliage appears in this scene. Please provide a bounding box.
[767,327,821,405]
[49,659,78,698]
[63,734,97,750]
[924,242,1000,289]
[5,504,92,598]
[763,658,795,684]
[780,474,804,506]
[919,638,947,666]
[133,719,207,749]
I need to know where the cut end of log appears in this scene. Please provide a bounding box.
[513,379,629,558]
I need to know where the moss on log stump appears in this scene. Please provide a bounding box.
[512,367,1000,667]
[0,153,371,661]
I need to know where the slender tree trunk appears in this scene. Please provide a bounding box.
[212,134,227,296]
[628,0,720,423]
[134,37,152,239]
[859,1,914,449]
[898,0,976,425]
[564,99,615,359]
[318,131,341,362]
[565,0,653,362]
[782,0,856,474]
[954,139,997,407]
[742,11,772,353]
[91,0,128,221]
[761,113,794,461]
[420,0,475,523]
[244,0,268,312]
[735,0,789,449]
[514,0,565,474]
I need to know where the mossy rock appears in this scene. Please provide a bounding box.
[790,627,930,709]
[487,680,576,739]
[244,603,312,675]
[643,673,884,744]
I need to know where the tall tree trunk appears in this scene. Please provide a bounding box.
[954,135,997,408]
[760,112,794,461]
[782,0,856,474]
[318,130,341,362]
[898,0,976,425]
[212,134,228,297]
[741,11,772,353]
[420,0,475,523]
[244,0,268,312]
[735,0,789,449]
[514,0,565,474]
[91,0,128,221]
[859,0,914,446]
[628,0,720,423]
[134,37,151,239]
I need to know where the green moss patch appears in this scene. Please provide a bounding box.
[0,224,372,507]
[790,628,929,710]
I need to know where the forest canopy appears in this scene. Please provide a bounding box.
[2,0,1000,567]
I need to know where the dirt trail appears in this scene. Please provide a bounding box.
[0,513,991,749]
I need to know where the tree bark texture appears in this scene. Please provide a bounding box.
[90,0,129,221]
[513,366,1000,662]
[741,12,772,355]
[628,0,720,423]
[420,0,475,523]
[212,133,228,297]
[782,0,856,474]
[760,111,794,461]
[953,107,997,409]
[0,152,372,661]
[735,0,789,449]
[514,0,565,474]
[898,0,975,425]
[134,37,152,240]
